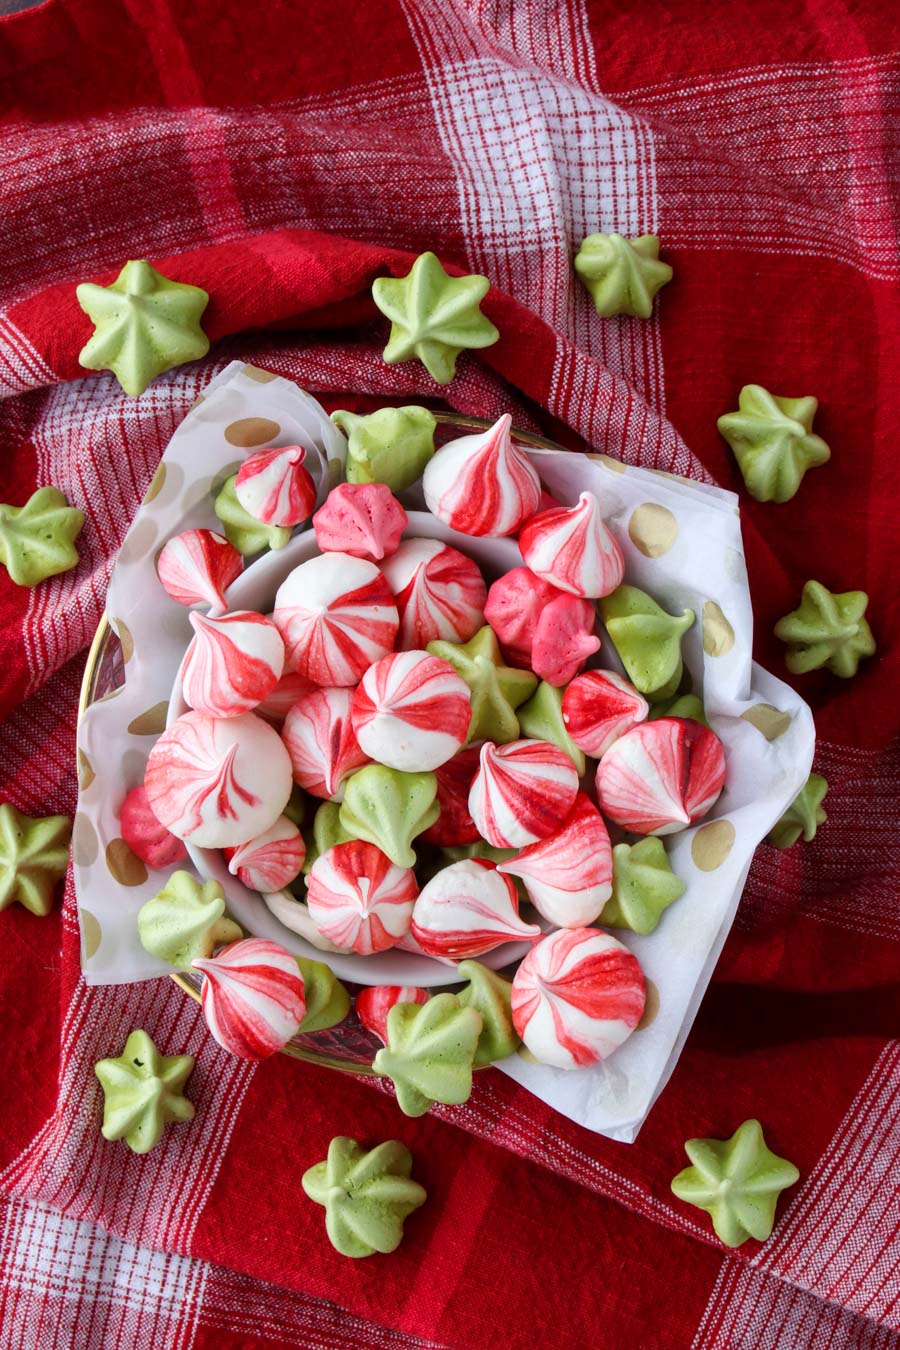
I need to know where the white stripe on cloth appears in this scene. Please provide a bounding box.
[0,315,57,399]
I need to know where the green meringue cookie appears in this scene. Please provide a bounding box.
[77,260,210,397]
[0,803,71,916]
[339,766,438,868]
[648,693,710,729]
[137,871,242,969]
[574,233,673,319]
[440,841,518,866]
[767,773,828,849]
[283,786,307,828]
[94,1029,195,1155]
[602,839,686,936]
[517,681,586,775]
[774,580,875,678]
[600,586,695,699]
[671,1118,799,1248]
[297,957,351,1032]
[303,800,355,873]
[331,406,436,492]
[428,626,537,744]
[302,1136,427,1258]
[215,474,292,555]
[456,960,521,1065]
[372,251,499,385]
[0,487,84,587]
[373,992,483,1117]
[718,385,831,504]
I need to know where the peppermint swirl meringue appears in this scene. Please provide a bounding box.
[468,739,580,848]
[562,669,649,758]
[410,859,540,959]
[234,445,316,527]
[225,815,306,892]
[157,528,243,608]
[306,840,417,955]
[381,539,487,649]
[254,670,317,724]
[420,745,482,846]
[518,491,624,598]
[356,985,430,1044]
[498,794,612,928]
[181,610,285,718]
[313,482,407,561]
[422,414,541,537]
[594,717,727,835]
[282,687,369,801]
[351,651,471,772]
[192,937,306,1060]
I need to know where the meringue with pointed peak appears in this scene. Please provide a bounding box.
[411,858,540,959]
[351,651,471,772]
[225,815,305,892]
[254,670,317,724]
[120,784,187,868]
[313,482,407,561]
[599,586,694,699]
[234,445,316,528]
[469,739,579,849]
[422,414,541,537]
[498,793,612,927]
[338,765,438,868]
[193,937,306,1060]
[519,491,624,598]
[427,625,537,744]
[594,717,726,835]
[381,538,487,649]
[157,528,243,608]
[562,669,649,758]
[181,610,284,718]
[483,566,562,668]
[420,745,482,846]
[306,840,417,954]
[356,985,430,1045]
[531,593,601,686]
[282,687,369,801]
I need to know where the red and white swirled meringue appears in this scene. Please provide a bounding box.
[468,739,580,848]
[181,610,285,718]
[254,670,317,724]
[518,492,625,599]
[235,445,316,528]
[272,552,399,686]
[511,928,645,1069]
[306,840,417,955]
[562,670,649,758]
[224,815,306,892]
[422,414,541,537]
[483,567,562,668]
[144,710,292,849]
[282,687,369,800]
[313,483,407,561]
[531,595,601,686]
[192,937,306,1060]
[498,794,612,927]
[594,717,726,835]
[355,985,430,1044]
[381,539,487,649]
[420,745,482,846]
[351,651,471,772]
[120,784,188,868]
[157,529,243,608]
[410,859,540,959]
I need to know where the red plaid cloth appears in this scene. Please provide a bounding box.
[1,1,898,1346]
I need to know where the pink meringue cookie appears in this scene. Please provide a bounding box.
[282,687,369,800]
[468,739,580,848]
[420,745,482,846]
[192,937,306,1060]
[422,413,541,537]
[594,717,726,835]
[518,491,625,599]
[306,840,417,955]
[531,594,601,686]
[224,815,306,892]
[120,784,188,868]
[410,859,540,959]
[355,985,430,1044]
[181,610,285,718]
[272,552,399,686]
[562,670,649,757]
[381,538,487,649]
[511,928,645,1069]
[498,794,612,927]
[234,445,316,527]
[144,710,292,849]
[157,529,243,608]
[351,651,471,773]
[482,567,561,668]
[313,483,407,561]
[254,670,317,724]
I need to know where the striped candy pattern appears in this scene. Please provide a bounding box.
[181,610,285,718]
[350,651,471,772]
[422,414,541,537]
[594,717,727,835]
[562,669,649,758]
[313,482,407,561]
[192,938,307,1060]
[498,793,612,928]
[225,815,306,892]
[355,985,430,1044]
[282,687,369,800]
[306,841,417,955]
[381,538,487,649]
[420,744,482,846]
[411,859,540,959]
[234,445,316,527]
[156,528,243,608]
[468,739,580,848]
[518,491,624,598]
[254,670,317,724]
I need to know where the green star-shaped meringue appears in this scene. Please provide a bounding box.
[331,406,436,492]
[297,957,351,1033]
[0,487,84,587]
[215,474,291,556]
[599,586,695,699]
[302,1136,427,1258]
[0,803,71,916]
[456,960,520,1065]
[718,385,831,503]
[517,681,586,774]
[372,251,499,384]
[601,838,686,936]
[427,626,537,743]
[94,1029,195,1155]
[76,260,210,397]
[648,693,710,729]
[574,233,673,319]
[671,1118,799,1247]
[137,871,242,970]
[302,801,354,874]
[767,773,828,849]
[774,580,875,678]
[339,766,438,868]
[373,992,483,1117]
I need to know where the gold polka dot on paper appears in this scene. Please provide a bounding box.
[741,705,792,741]
[105,838,148,888]
[142,463,166,504]
[77,749,95,792]
[637,979,660,1031]
[111,618,134,664]
[242,364,278,383]
[80,909,102,962]
[691,820,736,872]
[702,601,735,656]
[224,417,280,448]
[628,503,679,558]
[118,518,159,566]
[127,701,169,736]
[72,813,99,867]
[587,452,626,474]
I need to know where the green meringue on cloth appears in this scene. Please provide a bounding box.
[599,585,695,699]
[297,957,351,1032]
[372,251,499,385]
[76,260,210,397]
[137,871,242,969]
[0,487,84,587]
[339,765,438,868]
[302,801,355,874]
[517,681,586,774]
[94,1029,195,1155]
[428,626,537,743]
[648,693,710,728]
[302,1136,427,1258]
[215,474,291,555]
[456,960,520,1065]
[574,233,673,319]
[774,580,875,678]
[717,385,831,503]
[0,803,71,916]
[373,992,483,1117]
[602,839,686,936]
[767,773,828,849]
[671,1118,800,1248]
[331,406,436,492]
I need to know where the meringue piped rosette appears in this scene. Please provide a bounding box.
[594,717,726,835]
[410,859,540,959]
[234,445,316,528]
[306,840,418,955]
[562,669,649,758]
[356,984,430,1044]
[381,539,487,649]
[468,739,580,848]
[498,793,612,928]
[120,784,187,868]
[518,491,624,599]
[531,594,601,686]
[422,414,541,537]
[483,566,561,668]
[313,482,407,561]
[181,610,285,718]
[225,815,306,892]
[157,528,243,608]
[192,937,306,1060]
[351,651,471,773]
[254,670,316,724]
[511,929,645,1069]
[282,687,370,801]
